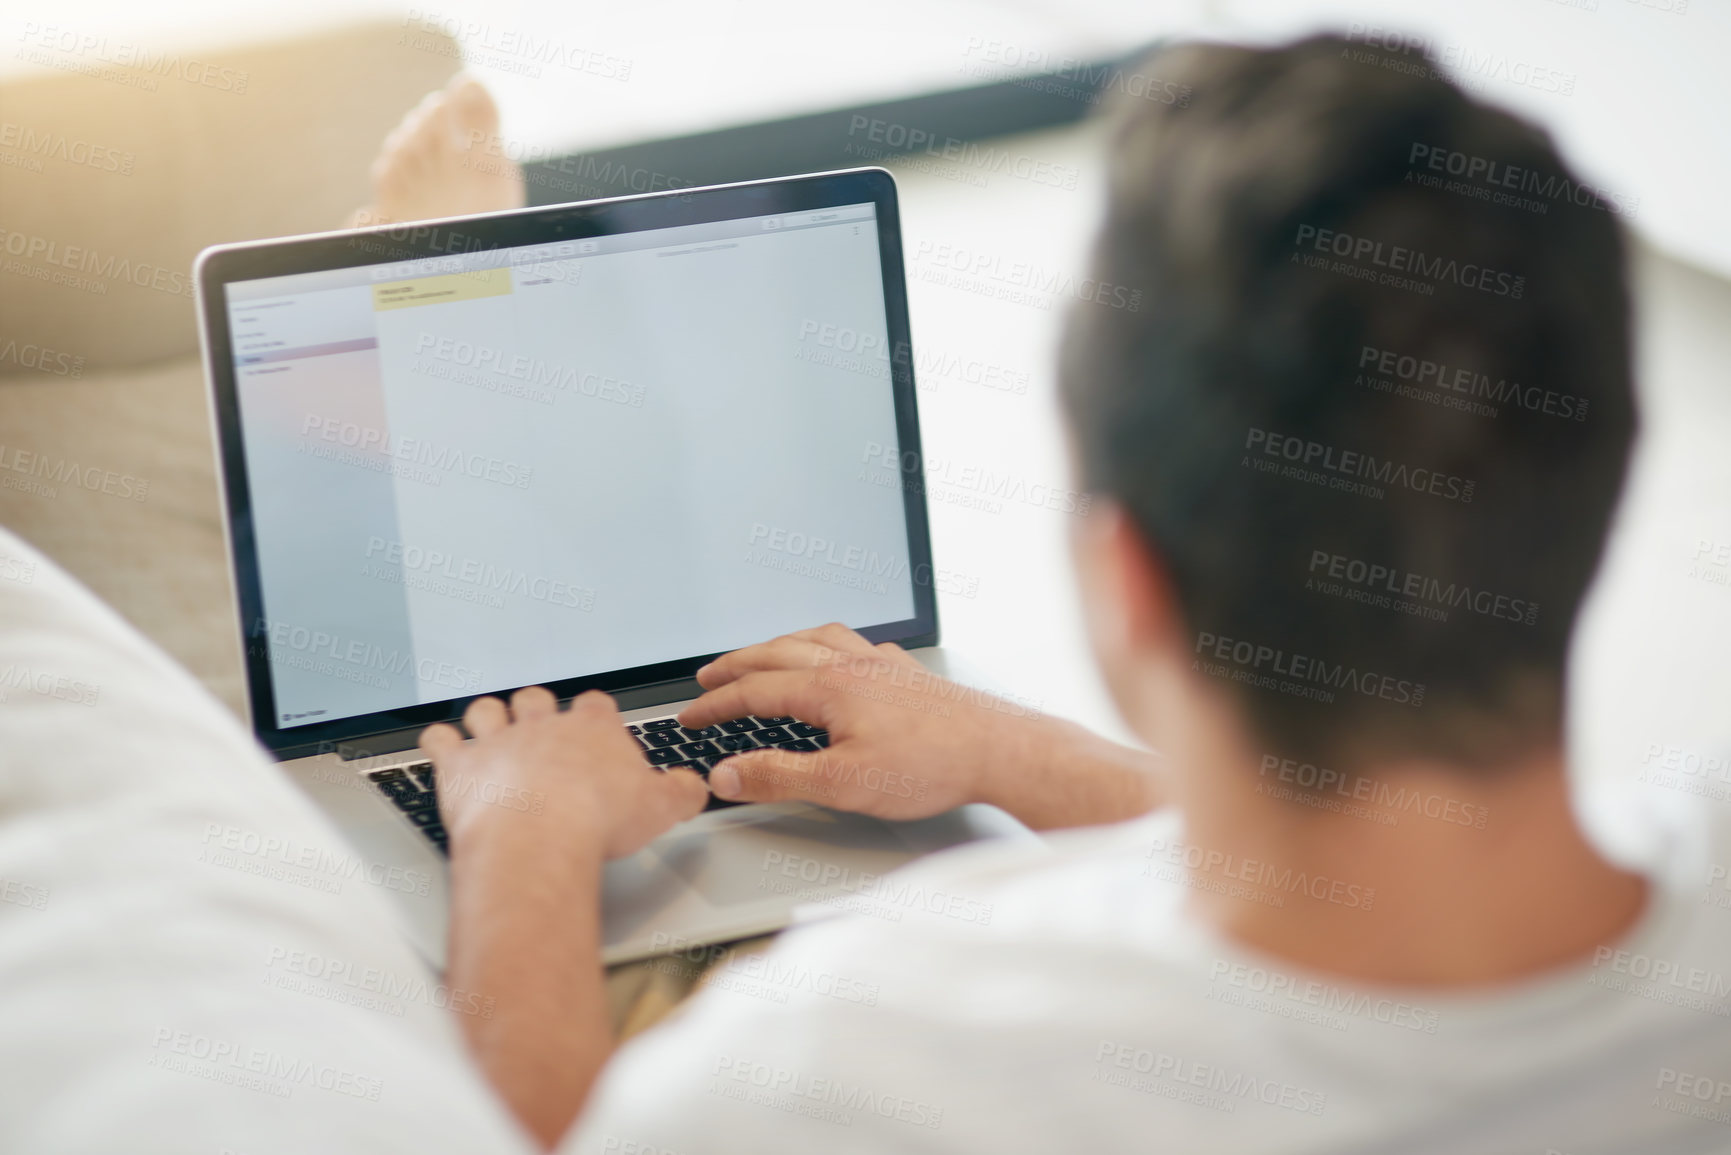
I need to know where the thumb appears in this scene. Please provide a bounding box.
[660,767,711,820]
[709,748,834,806]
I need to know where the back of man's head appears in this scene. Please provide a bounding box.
[1059,35,1635,770]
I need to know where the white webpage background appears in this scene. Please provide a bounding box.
[370,215,915,705]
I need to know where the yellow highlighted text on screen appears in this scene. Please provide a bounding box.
[373,268,511,311]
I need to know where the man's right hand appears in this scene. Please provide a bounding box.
[676,623,1165,829]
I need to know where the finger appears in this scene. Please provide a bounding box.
[709,747,834,805]
[677,668,833,730]
[511,685,558,722]
[569,689,619,720]
[875,641,927,673]
[658,767,711,822]
[696,636,829,689]
[463,696,510,738]
[419,722,465,760]
[790,622,879,657]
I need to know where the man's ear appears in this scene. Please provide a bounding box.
[1072,501,1183,658]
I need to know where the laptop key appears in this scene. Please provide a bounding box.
[754,725,792,744]
[407,764,435,790]
[779,738,821,753]
[643,719,681,731]
[679,725,722,741]
[645,747,682,766]
[720,718,759,734]
[407,807,443,827]
[754,716,794,726]
[678,740,720,759]
[716,733,758,753]
[368,768,408,782]
[626,724,642,734]
[645,730,682,748]
[372,775,420,802]
[395,789,439,812]
[787,722,825,738]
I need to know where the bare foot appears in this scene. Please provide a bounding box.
[347,74,526,227]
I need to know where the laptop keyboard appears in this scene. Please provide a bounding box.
[364,714,829,857]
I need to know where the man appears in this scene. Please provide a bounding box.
[421,35,1727,1154]
[0,33,1720,1155]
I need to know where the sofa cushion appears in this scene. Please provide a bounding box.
[0,355,243,715]
[0,20,459,376]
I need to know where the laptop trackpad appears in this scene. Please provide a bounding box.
[652,805,915,908]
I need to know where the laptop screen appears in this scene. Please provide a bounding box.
[204,173,931,749]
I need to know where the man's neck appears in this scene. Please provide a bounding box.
[1174,742,1649,988]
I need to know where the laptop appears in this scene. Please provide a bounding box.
[194,168,1028,967]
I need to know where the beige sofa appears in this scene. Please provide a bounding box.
[0,21,460,715]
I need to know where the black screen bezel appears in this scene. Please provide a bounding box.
[198,168,937,759]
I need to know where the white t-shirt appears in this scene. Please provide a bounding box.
[6,526,1730,1154]
[0,529,531,1153]
[569,789,1731,1152]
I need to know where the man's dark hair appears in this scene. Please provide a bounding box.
[1058,35,1636,769]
